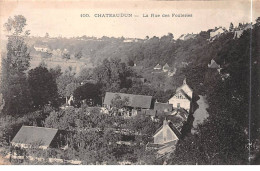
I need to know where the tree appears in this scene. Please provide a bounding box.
[93,58,133,95]
[256,17,260,26]
[56,71,76,99]
[73,83,102,106]
[168,117,248,165]
[62,53,70,60]
[229,22,234,31]
[111,94,129,109]
[1,15,32,115]
[75,51,82,59]
[65,82,79,97]
[45,32,49,38]
[28,66,58,109]
[128,59,135,67]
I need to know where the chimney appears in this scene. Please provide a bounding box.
[183,78,187,85]
[163,118,168,127]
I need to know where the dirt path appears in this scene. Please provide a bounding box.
[0,155,11,165]
[192,95,209,131]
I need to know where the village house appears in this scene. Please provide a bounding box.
[168,68,177,77]
[34,45,50,53]
[181,62,189,68]
[146,119,181,156]
[170,108,189,122]
[162,63,170,72]
[154,64,162,70]
[154,102,173,114]
[208,59,222,73]
[127,77,146,84]
[208,59,221,68]
[141,109,157,121]
[103,92,153,116]
[153,119,180,145]
[168,78,193,113]
[11,126,62,149]
[210,27,227,39]
[178,33,196,41]
[233,23,253,39]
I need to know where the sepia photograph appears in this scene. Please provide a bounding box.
[0,0,259,167]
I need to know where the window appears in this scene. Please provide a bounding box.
[177,103,180,109]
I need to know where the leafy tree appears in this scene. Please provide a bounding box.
[65,82,79,97]
[256,17,260,25]
[1,15,31,115]
[62,53,70,60]
[28,66,58,109]
[93,58,133,95]
[77,68,93,83]
[75,51,82,59]
[128,59,135,67]
[49,65,62,80]
[56,71,76,99]
[168,117,248,165]
[229,22,234,31]
[73,82,102,106]
[111,94,129,109]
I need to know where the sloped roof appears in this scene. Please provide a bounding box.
[11,126,58,147]
[172,108,189,120]
[34,45,49,49]
[184,33,196,40]
[208,59,220,69]
[153,121,181,138]
[175,89,192,101]
[154,64,162,69]
[154,102,173,112]
[104,92,152,109]
[141,109,156,116]
[163,63,170,69]
[176,79,193,96]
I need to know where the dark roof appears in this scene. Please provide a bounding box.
[104,92,152,109]
[172,108,189,120]
[154,102,173,112]
[141,109,156,116]
[11,126,58,147]
[175,89,192,101]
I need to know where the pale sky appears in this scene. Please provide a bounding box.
[0,0,259,39]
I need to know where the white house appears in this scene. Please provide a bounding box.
[168,68,177,77]
[163,63,170,72]
[154,64,162,70]
[178,33,196,41]
[153,119,180,145]
[168,78,193,113]
[210,27,226,38]
[34,45,50,53]
[176,78,193,99]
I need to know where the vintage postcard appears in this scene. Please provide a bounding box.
[0,0,259,166]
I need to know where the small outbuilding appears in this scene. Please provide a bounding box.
[11,126,59,149]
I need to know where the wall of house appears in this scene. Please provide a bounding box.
[210,28,225,38]
[168,97,190,112]
[154,126,178,144]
